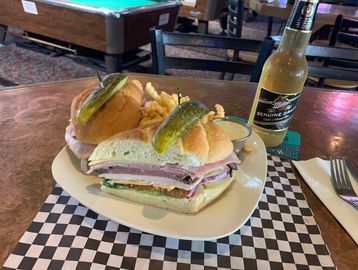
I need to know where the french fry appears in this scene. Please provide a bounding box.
[215,104,225,118]
[140,82,204,127]
[145,82,159,100]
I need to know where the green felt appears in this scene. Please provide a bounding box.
[67,0,166,10]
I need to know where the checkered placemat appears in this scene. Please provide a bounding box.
[3,155,336,270]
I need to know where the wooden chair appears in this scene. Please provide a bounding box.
[306,44,358,90]
[313,15,358,49]
[308,16,358,89]
[150,28,274,82]
[329,15,358,47]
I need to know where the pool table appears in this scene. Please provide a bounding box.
[0,0,181,72]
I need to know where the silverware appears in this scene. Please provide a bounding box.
[330,156,358,210]
[345,157,358,184]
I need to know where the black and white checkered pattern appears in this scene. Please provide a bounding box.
[3,155,336,270]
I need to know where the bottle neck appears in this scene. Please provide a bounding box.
[277,27,311,55]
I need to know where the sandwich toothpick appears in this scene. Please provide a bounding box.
[177,88,182,105]
[96,71,104,88]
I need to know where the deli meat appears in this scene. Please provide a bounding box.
[190,153,240,177]
[88,152,240,183]
[65,126,96,159]
[89,162,197,184]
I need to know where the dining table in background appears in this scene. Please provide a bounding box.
[249,0,358,36]
[0,74,357,269]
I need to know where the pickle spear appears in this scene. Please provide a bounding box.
[152,100,209,153]
[77,73,128,125]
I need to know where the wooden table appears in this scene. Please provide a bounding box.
[0,74,357,269]
[249,0,358,36]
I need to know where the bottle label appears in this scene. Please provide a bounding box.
[253,88,300,130]
[286,0,318,31]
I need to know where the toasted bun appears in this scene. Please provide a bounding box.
[122,80,144,105]
[181,121,233,163]
[101,173,235,214]
[182,123,209,164]
[89,124,200,167]
[204,121,233,163]
[70,79,144,144]
[89,121,233,166]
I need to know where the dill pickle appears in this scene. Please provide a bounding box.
[77,73,128,125]
[152,100,209,153]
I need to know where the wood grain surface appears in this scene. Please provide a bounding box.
[249,0,358,27]
[0,74,357,269]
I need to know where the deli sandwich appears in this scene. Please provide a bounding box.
[87,101,240,214]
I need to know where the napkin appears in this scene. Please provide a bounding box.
[293,158,358,245]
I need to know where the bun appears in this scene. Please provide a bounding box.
[122,80,143,105]
[101,173,235,214]
[182,123,209,164]
[89,124,201,167]
[70,79,144,144]
[89,121,233,166]
[204,121,233,163]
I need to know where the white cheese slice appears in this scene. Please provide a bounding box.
[99,173,201,191]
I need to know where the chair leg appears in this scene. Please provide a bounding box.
[276,22,285,35]
[267,17,273,37]
[219,8,228,34]
[0,24,8,44]
[228,50,240,81]
[105,53,123,73]
[219,54,230,80]
[318,78,325,88]
[198,20,209,34]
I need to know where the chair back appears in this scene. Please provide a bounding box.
[150,28,274,82]
[306,44,358,84]
[330,15,358,47]
[227,0,244,38]
[222,0,245,80]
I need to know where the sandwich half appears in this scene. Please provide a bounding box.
[65,76,144,170]
[88,121,240,214]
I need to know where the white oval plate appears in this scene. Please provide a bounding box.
[52,130,267,240]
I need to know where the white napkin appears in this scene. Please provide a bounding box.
[293,158,358,245]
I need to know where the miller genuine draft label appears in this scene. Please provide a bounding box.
[252,89,301,130]
[286,0,318,31]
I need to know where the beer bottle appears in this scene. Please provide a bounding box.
[248,0,319,147]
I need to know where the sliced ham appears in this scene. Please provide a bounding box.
[88,152,240,184]
[190,153,240,177]
[88,161,197,184]
[65,126,96,159]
